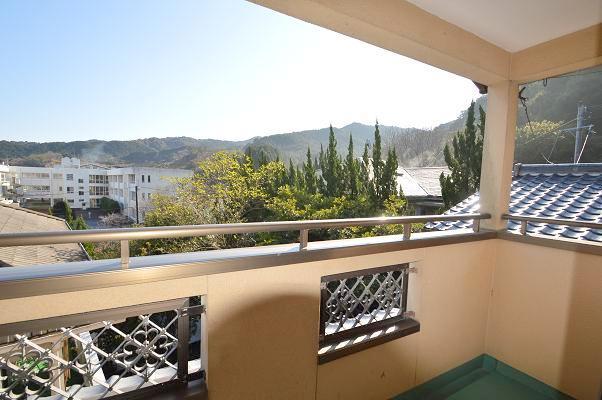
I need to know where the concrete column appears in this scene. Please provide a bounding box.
[480,80,518,231]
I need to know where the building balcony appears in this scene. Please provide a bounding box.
[0,212,600,400]
[1,1,601,399]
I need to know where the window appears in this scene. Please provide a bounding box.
[52,173,63,179]
[67,199,74,204]
[142,193,146,200]
[141,175,145,183]
[147,175,151,183]
[59,186,63,191]
[66,187,74,194]
[318,264,419,363]
[130,191,136,201]
[66,174,73,181]
[128,174,135,184]
[82,202,86,207]
[78,178,84,184]
[147,193,151,200]
[21,172,50,179]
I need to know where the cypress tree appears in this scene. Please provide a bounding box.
[303,147,318,194]
[371,121,384,203]
[440,101,486,208]
[345,134,359,197]
[323,125,342,197]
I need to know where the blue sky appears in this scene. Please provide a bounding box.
[0,0,479,142]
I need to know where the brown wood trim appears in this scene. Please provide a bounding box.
[0,231,495,301]
[497,231,602,256]
[318,318,420,364]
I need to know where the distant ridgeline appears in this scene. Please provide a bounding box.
[2,70,601,168]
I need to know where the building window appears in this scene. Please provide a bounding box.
[318,264,419,363]
[82,202,86,207]
[59,186,63,191]
[130,191,136,201]
[66,174,73,181]
[67,187,74,194]
[52,173,63,179]
[147,175,151,183]
[147,193,151,200]
[78,178,84,184]
[142,193,146,200]
[78,191,85,196]
[141,175,145,183]
[67,199,74,204]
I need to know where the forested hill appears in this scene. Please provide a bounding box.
[2,67,600,168]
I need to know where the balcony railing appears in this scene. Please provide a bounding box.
[0,213,490,270]
[0,298,203,400]
[502,213,602,235]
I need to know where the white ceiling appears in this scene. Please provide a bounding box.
[406,0,602,52]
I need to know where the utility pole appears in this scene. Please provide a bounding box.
[574,103,587,163]
[135,185,139,224]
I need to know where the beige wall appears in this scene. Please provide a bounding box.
[486,239,602,400]
[204,241,496,400]
[1,238,600,399]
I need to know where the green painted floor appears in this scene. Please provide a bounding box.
[394,354,573,400]
[443,369,552,400]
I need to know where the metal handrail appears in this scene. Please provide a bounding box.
[0,213,490,268]
[502,213,602,235]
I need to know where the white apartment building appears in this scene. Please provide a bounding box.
[5,158,192,222]
[108,166,191,222]
[0,164,10,201]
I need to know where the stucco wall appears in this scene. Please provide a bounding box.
[204,241,496,400]
[486,239,602,400]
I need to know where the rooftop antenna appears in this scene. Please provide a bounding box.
[574,103,587,163]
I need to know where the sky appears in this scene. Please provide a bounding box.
[0,0,480,143]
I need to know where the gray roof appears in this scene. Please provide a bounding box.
[429,163,602,243]
[0,204,89,266]
[397,167,449,198]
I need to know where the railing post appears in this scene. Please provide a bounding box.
[177,298,190,381]
[403,223,411,240]
[299,229,309,251]
[520,220,527,235]
[120,240,129,269]
[472,218,481,232]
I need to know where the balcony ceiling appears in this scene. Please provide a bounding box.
[406,0,602,52]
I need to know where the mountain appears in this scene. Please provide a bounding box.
[2,68,600,169]
[0,122,458,169]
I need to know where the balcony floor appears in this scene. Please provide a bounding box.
[395,354,573,400]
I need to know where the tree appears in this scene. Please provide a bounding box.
[100,197,121,213]
[345,134,359,197]
[360,143,371,195]
[303,147,318,195]
[52,200,73,225]
[322,125,343,197]
[71,215,88,230]
[439,101,486,208]
[371,121,384,204]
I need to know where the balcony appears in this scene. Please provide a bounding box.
[1,1,601,399]
[0,211,600,399]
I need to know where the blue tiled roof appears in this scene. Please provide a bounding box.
[429,163,602,243]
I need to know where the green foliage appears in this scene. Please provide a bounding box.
[440,102,485,208]
[100,196,121,213]
[71,215,88,230]
[52,200,73,225]
[125,123,410,256]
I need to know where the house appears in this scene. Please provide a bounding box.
[0,2,601,400]
[396,166,448,214]
[429,163,602,243]
[0,203,88,267]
